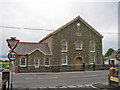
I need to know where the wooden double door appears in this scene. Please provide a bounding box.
[75,57,83,69]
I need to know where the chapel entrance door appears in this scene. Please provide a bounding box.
[75,57,83,69]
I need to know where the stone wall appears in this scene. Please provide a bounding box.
[17,64,109,73]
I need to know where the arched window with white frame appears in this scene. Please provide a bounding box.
[90,41,95,52]
[45,58,50,66]
[75,41,82,50]
[61,40,67,52]
[34,58,39,68]
[20,57,26,67]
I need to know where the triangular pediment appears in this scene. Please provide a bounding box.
[40,16,103,43]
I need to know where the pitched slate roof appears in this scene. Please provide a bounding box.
[39,16,103,43]
[15,42,52,55]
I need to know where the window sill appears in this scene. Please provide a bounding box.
[61,50,67,53]
[20,65,26,67]
[90,51,95,53]
[76,48,82,51]
[34,66,39,68]
[90,63,95,65]
[45,65,50,67]
[61,64,67,66]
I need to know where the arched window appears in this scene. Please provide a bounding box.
[61,41,67,52]
[45,58,50,66]
[90,41,95,52]
[20,57,26,67]
[34,58,39,68]
[75,41,82,50]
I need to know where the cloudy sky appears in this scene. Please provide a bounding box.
[0,0,119,56]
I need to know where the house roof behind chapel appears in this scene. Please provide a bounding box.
[108,51,117,59]
[15,42,52,55]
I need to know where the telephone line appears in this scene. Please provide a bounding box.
[0,25,119,34]
[0,26,54,31]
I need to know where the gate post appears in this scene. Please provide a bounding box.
[82,63,85,71]
[93,63,95,71]
[2,69,10,90]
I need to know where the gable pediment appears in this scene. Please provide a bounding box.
[40,16,103,43]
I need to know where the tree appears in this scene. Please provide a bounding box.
[104,48,115,57]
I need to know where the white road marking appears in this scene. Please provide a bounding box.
[46,77,58,79]
[71,75,97,78]
[72,76,78,78]
[82,75,97,78]
[90,75,97,77]
[25,77,58,80]
[51,77,58,79]
[25,75,97,80]
[25,78,35,80]
[38,78,42,79]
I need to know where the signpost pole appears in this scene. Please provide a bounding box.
[11,61,13,90]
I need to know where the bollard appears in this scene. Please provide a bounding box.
[109,67,115,75]
[82,63,85,70]
[93,63,95,71]
[2,69,10,90]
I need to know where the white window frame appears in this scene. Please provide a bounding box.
[90,54,95,64]
[61,41,67,52]
[90,41,95,52]
[20,57,26,67]
[75,42,82,50]
[44,58,50,67]
[61,55,67,65]
[34,58,39,68]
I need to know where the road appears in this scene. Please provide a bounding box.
[13,70,109,88]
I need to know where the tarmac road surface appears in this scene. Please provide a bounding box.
[13,70,109,89]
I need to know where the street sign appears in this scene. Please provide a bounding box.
[116,52,120,61]
[6,38,19,51]
[6,37,19,90]
[8,51,17,61]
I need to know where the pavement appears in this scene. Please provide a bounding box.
[12,83,120,90]
[11,81,120,90]
[92,83,119,90]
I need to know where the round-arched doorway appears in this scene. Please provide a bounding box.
[75,57,83,69]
